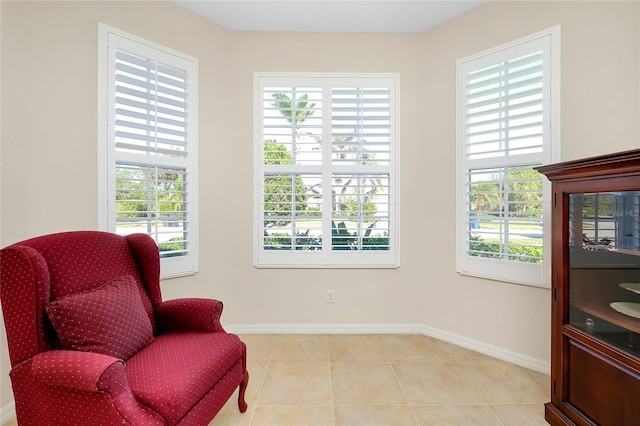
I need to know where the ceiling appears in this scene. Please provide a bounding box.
[171,1,489,33]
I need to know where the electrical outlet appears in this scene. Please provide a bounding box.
[327,290,335,303]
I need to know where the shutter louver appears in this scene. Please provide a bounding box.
[466,165,543,263]
[466,51,543,161]
[113,48,191,260]
[331,88,391,166]
[463,49,545,266]
[115,50,188,158]
[262,87,323,166]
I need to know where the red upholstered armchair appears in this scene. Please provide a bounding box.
[0,231,248,425]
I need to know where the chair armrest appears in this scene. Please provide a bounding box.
[156,298,226,333]
[31,350,121,392]
[29,350,165,424]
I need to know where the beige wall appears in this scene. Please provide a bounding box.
[1,0,638,410]
[413,0,640,367]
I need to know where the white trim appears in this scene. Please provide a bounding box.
[225,323,550,374]
[97,24,109,231]
[0,401,16,424]
[544,25,562,287]
[420,324,550,374]
[226,323,424,335]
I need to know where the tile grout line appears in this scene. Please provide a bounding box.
[485,404,507,426]
[327,335,336,426]
[389,360,421,426]
[448,361,498,425]
[247,335,278,426]
[378,335,421,426]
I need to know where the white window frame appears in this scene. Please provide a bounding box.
[98,24,199,279]
[254,73,399,268]
[456,27,560,287]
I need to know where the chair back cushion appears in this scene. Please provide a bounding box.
[1,231,159,367]
[45,275,154,359]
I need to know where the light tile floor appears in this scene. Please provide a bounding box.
[212,334,550,426]
[2,334,550,426]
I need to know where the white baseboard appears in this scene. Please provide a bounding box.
[226,323,551,375]
[227,323,425,335]
[419,324,550,374]
[0,401,15,424]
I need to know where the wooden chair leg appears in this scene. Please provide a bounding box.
[238,370,249,413]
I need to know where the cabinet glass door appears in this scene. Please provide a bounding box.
[568,191,640,356]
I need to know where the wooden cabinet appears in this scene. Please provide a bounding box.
[537,149,640,426]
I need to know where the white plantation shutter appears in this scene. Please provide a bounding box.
[256,75,398,267]
[331,87,392,166]
[99,25,198,278]
[331,87,392,251]
[114,50,189,157]
[465,50,544,160]
[457,30,558,286]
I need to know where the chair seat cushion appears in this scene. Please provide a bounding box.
[126,331,244,425]
[45,275,154,360]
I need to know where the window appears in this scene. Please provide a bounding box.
[255,74,398,267]
[456,28,559,286]
[98,25,198,278]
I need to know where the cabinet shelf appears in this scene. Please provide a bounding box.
[572,300,640,335]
